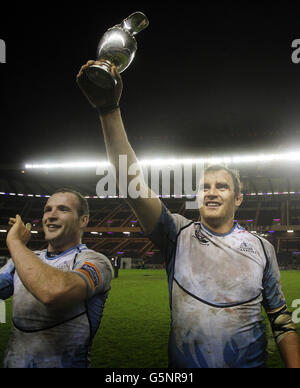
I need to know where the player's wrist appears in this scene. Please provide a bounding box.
[96,104,120,116]
[6,238,27,254]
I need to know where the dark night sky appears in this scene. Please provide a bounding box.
[1,2,300,167]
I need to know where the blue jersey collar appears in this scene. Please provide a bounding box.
[45,244,88,260]
[201,222,239,237]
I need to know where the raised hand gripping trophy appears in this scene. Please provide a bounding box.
[85,12,149,89]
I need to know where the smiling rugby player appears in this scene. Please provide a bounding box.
[77,60,300,368]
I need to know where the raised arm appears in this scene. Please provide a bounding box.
[6,215,88,308]
[76,60,162,234]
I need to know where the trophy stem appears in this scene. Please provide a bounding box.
[96,59,113,73]
[85,60,117,89]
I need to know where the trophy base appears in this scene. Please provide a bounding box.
[85,62,117,90]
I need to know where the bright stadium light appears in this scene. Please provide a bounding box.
[24,150,300,170]
[25,161,110,170]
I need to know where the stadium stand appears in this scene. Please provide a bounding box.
[1,161,300,270]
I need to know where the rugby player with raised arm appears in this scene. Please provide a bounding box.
[0,189,113,368]
[77,60,300,368]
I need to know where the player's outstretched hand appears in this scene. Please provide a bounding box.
[76,60,123,114]
[7,215,31,247]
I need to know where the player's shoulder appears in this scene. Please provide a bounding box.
[249,232,273,248]
[240,230,275,255]
[158,202,194,232]
[77,248,109,262]
[172,212,193,226]
[170,213,195,237]
[76,248,113,271]
[254,234,276,256]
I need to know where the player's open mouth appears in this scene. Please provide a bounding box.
[46,224,62,230]
[205,202,221,208]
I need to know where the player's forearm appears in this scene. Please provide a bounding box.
[7,241,83,306]
[99,109,162,233]
[100,108,139,173]
[277,332,300,368]
[100,108,151,200]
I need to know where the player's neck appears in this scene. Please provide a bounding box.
[47,239,82,253]
[201,217,235,235]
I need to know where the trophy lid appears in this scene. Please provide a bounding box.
[121,12,149,36]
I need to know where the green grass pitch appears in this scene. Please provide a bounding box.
[0,270,299,368]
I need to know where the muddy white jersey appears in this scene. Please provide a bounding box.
[0,244,113,368]
[149,204,286,368]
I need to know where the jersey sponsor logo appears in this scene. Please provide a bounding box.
[239,242,257,255]
[77,262,102,290]
[56,261,72,271]
[194,230,210,246]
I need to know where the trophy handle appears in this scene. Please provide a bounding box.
[121,12,149,36]
[85,60,117,89]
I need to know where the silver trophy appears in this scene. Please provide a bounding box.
[85,12,149,89]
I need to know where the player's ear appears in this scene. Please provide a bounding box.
[80,215,89,229]
[235,193,243,208]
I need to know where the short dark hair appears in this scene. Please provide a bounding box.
[51,188,89,217]
[204,165,243,197]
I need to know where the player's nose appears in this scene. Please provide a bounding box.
[206,186,218,196]
[45,209,59,221]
